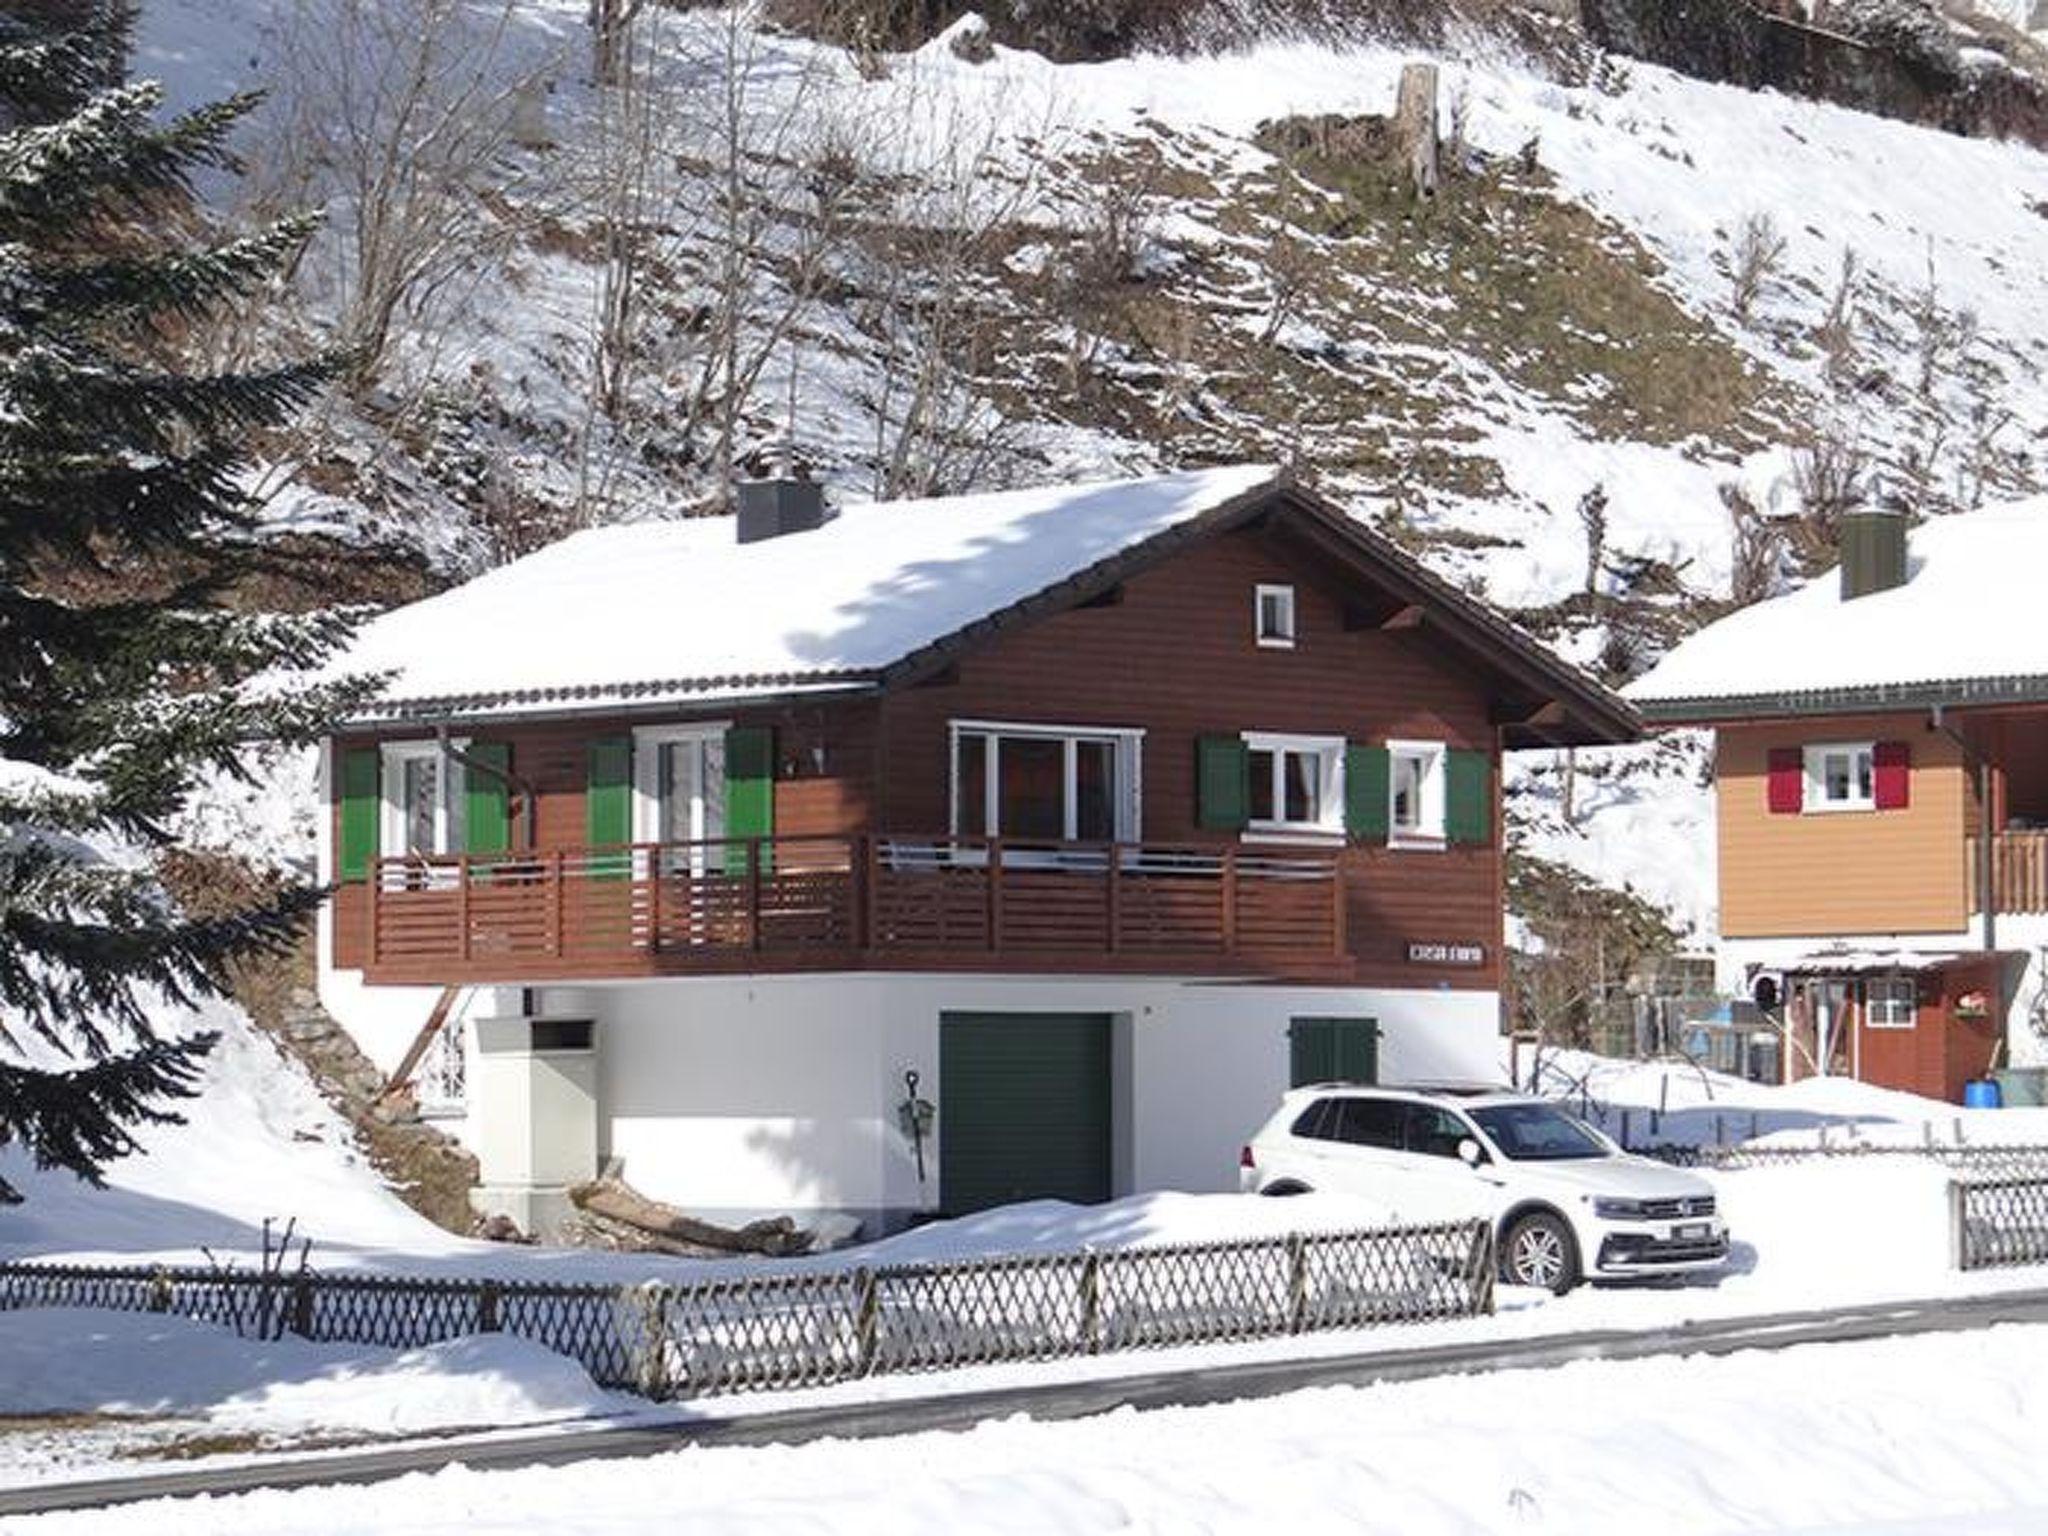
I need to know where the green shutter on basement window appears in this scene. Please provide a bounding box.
[1446,748,1492,846]
[1345,744,1390,841]
[724,724,775,877]
[338,747,380,882]
[586,737,633,878]
[1290,1017,1379,1087]
[464,741,511,866]
[1196,735,1249,831]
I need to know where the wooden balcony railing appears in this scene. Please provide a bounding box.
[1970,830,2048,914]
[364,834,1347,984]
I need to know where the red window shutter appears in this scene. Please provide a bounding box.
[1873,740,1911,810]
[1766,748,1803,814]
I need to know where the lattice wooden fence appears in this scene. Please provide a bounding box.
[1953,1177,2048,1270]
[0,1219,1493,1401]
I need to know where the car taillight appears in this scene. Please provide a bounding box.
[1240,1144,1256,1169]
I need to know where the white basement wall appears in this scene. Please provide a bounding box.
[529,973,1499,1225]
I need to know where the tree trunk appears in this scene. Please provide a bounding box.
[1396,62,1440,198]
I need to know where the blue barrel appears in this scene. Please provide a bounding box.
[1964,1078,2003,1109]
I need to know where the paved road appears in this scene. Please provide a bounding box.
[7,1285,2048,1519]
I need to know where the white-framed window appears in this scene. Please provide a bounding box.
[1804,742,1875,813]
[633,723,728,873]
[950,720,1142,843]
[1864,975,1917,1030]
[1243,731,1344,839]
[380,741,463,859]
[1388,739,1447,846]
[415,1019,468,1118]
[1255,583,1297,648]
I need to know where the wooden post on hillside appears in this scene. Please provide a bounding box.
[1396,62,1441,198]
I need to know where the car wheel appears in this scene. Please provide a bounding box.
[1501,1211,1579,1295]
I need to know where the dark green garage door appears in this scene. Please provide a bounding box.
[940,1012,1112,1215]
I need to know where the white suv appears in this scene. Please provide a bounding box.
[1239,1086,1729,1293]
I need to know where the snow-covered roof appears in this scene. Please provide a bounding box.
[340,466,1282,721]
[1628,496,2048,718]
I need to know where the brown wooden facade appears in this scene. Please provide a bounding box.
[332,491,1634,991]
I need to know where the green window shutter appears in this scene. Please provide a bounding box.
[1337,1019,1380,1084]
[724,724,775,877]
[337,747,380,882]
[1345,745,1390,841]
[1289,1017,1335,1087]
[1446,748,1493,846]
[464,741,511,860]
[1290,1017,1378,1087]
[1196,735,1249,831]
[587,737,633,878]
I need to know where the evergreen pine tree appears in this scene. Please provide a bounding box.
[0,2,370,1200]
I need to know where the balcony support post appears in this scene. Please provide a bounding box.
[1222,848,1238,956]
[457,856,471,963]
[748,839,764,952]
[647,843,661,955]
[550,849,565,959]
[863,835,881,953]
[987,838,1004,953]
[1106,843,1122,954]
[1931,705,1997,952]
[1330,859,1346,958]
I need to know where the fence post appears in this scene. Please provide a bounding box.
[854,1268,880,1377]
[147,1265,172,1315]
[1286,1233,1308,1334]
[289,1275,314,1340]
[1472,1221,1498,1315]
[1948,1180,1971,1271]
[1079,1250,1102,1354]
[635,1282,673,1400]
[477,1279,501,1334]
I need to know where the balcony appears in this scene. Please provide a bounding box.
[1971,830,2048,914]
[362,834,1348,985]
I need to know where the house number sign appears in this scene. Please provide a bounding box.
[1407,940,1486,967]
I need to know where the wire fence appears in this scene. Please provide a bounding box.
[0,1219,1493,1401]
[1953,1177,2048,1271]
[1647,1142,2048,1176]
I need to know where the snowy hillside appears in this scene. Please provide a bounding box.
[128,0,2048,937]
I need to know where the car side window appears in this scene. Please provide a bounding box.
[1290,1100,1337,1140]
[1405,1105,1472,1158]
[1333,1099,1406,1150]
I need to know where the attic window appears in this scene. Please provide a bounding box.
[1255,584,1296,648]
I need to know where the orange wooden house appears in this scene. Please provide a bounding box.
[317,465,1635,1233]
[1630,502,2048,1103]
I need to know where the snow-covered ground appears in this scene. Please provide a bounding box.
[0,1311,642,1487]
[16,1323,2048,1534]
[7,1007,2048,1503]
[1524,1043,2048,1150]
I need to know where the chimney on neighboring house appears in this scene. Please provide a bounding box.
[1838,502,1909,601]
[735,445,829,544]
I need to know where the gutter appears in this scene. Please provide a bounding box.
[1637,673,2048,725]
[1929,705,1995,956]
[434,722,539,848]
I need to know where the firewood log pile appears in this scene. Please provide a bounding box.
[565,1174,814,1258]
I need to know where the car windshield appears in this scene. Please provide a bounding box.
[1468,1103,1609,1162]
